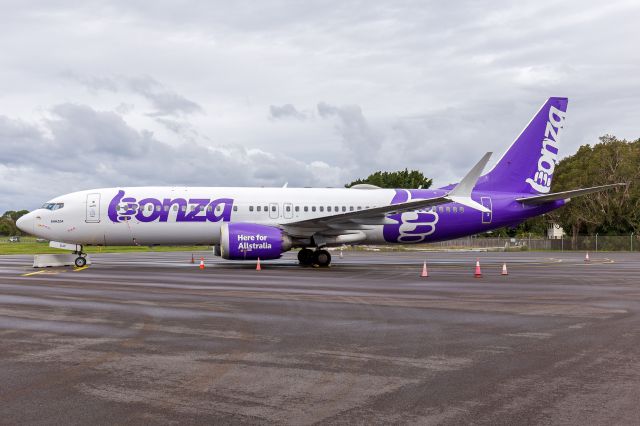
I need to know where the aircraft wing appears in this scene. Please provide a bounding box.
[515,183,626,205]
[281,152,493,237]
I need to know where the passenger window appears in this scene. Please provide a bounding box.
[320,206,324,212]
[295,206,299,212]
[207,206,212,212]
[327,206,332,212]
[460,207,464,213]
[249,206,254,212]
[257,206,261,212]
[271,206,276,212]
[453,206,458,213]
[446,206,451,213]
[181,205,186,212]
[357,206,362,210]
[304,206,308,212]
[173,205,178,211]
[439,207,444,212]
[312,206,316,212]
[233,206,238,212]
[286,206,291,212]
[350,206,354,211]
[264,206,267,211]
[164,206,169,212]
[342,206,346,212]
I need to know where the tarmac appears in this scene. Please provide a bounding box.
[0,250,639,425]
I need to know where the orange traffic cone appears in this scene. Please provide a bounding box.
[474,258,482,278]
[584,252,590,263]
[191,253,195,264]
[501,263,508,276]
[256,257,261,271]
[421,260,429,277]
[199,257,205,269]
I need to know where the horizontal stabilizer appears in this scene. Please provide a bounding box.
[515,183,626,205]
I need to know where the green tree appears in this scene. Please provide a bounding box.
[346,169,433,189]
[2,210,29,222]
[0,210,30,236]
[551,135,640,241]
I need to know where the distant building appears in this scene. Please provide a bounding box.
[547,223,565,239]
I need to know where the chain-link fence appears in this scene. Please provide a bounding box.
[422,235,640,251]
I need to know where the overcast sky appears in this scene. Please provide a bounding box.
[1,0,640,211]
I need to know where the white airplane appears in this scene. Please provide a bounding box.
[16,98,623,267]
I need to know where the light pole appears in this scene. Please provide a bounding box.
[595,233,599,252]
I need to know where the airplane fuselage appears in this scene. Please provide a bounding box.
[21,186,563,247]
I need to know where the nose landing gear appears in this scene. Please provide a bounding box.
[73,246,88,267]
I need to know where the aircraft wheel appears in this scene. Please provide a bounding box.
[314,249,331,267]
[74,256,87,268]
[298,248,314,265]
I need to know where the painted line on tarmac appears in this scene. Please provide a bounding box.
[73,266,89,272]
[21,270,47,277]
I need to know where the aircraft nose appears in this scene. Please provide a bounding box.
[16,212,34,234]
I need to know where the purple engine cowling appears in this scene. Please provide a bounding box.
[220,223,293,260]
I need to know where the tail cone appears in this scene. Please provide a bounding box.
[474,258,482,278]
[256,258,262,271]
[584,252,590,263]
[199,257,205,269]
[501,263,508,276]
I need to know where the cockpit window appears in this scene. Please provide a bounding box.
[41,203,64,211]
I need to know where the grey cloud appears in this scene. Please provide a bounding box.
[2,0,640,206]
[317,102,384,168]
[0,104,345,211]
[115,103,135,115]
[59,71,119,92]
[49,103,153,157]
[269,104,307,120]
[126,76,203,117]
[62,72,203,117]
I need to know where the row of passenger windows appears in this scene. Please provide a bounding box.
[115,203,465,214]
[250,205,368,213]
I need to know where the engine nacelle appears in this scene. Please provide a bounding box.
[220,223,292,260]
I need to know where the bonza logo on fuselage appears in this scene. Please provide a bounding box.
[108,190,233,223]
[383,189,439,243]
[525,105,566,193]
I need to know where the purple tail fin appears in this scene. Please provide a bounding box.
[476,97,568,194]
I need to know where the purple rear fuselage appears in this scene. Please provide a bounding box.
[381,188,563,244]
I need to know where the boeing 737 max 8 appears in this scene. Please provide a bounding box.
[16,97,624,267]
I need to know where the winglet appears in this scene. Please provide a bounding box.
[446,152,492,213]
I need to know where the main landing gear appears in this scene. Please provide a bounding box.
[73,246,88,267]
[298,248,331,267]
